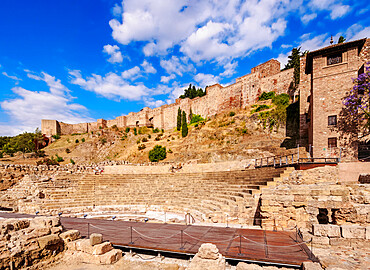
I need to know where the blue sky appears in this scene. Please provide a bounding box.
[0,0,369,136]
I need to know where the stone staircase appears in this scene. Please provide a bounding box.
[6,167,291,225]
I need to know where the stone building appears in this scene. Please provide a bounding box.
[299,38,370,161]
[42,59,294,136]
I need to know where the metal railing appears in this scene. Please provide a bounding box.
[255,147,340,168]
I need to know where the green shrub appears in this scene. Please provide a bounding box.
[36,158,59,166]
[100,138,107,145]
[99,126,102,129]
[155,134,162,141]
[148,134,151,139]
[70,158,75,165]
[138,144,146,151]
[65,148,71,154]
[81,138,85,142]
[259,91,275,101]
[0,152,3,158]
[52,134,60,140]
[152,128,160,133]
[229,111,236,117]
[167,149,173,153]
[272,93,290,106]
[251,105,271,114]
[142,137,148,142]
[149,145,167,162]
[55,155,64,162]
[133,128,137,135]
[190,114,205,124]
[67,138,70,143]
[75,139,79,143]
[125,127,130,133]
[136,139,141,144]
[112,125,118,131]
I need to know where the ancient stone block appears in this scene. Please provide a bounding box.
[37,234,61,249]
[30,217,47,229]
[329,238,351,247]
[366,227,370,240]
[60,230,81,242]
[51,226,62,235]
[312,224,340,238]
[90,233,103,246]
[66,240,77,251]
[341,225,366,239]
[99,249,122,264]
[312,236,329,246]
[75,239,93,254]
[198,243,220,260]
[302,262,323,270]
[92,242,112,255]
[236,262,263,270]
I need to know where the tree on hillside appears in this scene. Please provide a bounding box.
[177,108,182,131]
[282,47,305,88]
[181,111,188,137]
[338,36,346,44]
[179,84,206,99]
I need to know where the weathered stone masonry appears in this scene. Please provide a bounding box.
[299,38,370,161]
[42,59,294,136]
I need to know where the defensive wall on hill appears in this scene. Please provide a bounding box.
[41,59,294,136]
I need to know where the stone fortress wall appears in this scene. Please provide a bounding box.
[41,59,294,136]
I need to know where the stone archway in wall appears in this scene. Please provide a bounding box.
[149,117,154,128]
[136,121,139,127]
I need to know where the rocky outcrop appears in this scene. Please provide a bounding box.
[0,216,64,269]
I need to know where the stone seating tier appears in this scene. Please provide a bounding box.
[12,167,287,224]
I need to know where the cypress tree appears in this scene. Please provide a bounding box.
[181,111,188,137]
[189,108,193,122]
[177,108,182,131]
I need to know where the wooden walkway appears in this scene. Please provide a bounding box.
[0,213,316,267]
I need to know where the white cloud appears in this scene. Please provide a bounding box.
[26,71,69,96]
[160,56,194,76]
[301,13,317,24]
[103,44,123,63]
[167,84,188,102]
[181,21,232,62]
[143,97,165,108]
[345,24,370,41]
[194,73,219,88]
[160,74,176,83]
[277,52,290,68]
[141,60,156,74]
[330,4,350,19]
[2,72,22,81]
[69,70,148,101]
[112,3,122,18]
[308,0,350,20]
[110,0,298,62]
[121,66,141,79]
[299,33,330,52]
[0,72,92,136]
[220,61,238,77]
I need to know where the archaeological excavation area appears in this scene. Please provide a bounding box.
[1,161,369,269]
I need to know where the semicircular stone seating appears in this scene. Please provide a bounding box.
[15,167,288,225]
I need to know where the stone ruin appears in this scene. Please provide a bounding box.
[0,216,122,269]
